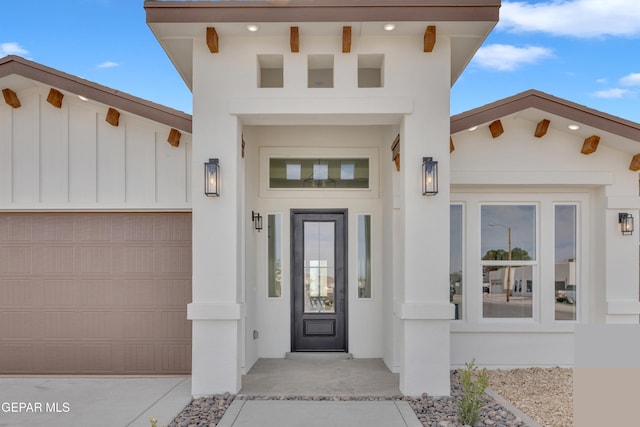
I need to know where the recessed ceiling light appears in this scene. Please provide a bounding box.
[247,24,259,32]
[383,23,396,31]
[568,124,580,131]
[468,126,478,131]
[78,95,88,101]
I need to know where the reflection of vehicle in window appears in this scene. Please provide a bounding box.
[556,285,576,304]
[565,285,576,304]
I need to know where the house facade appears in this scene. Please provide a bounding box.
[145,0,501,396]
[2,0,640,399]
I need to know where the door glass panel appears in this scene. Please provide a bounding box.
[267,214,282,298]
[357,214,372,299]
[304,222,335,313]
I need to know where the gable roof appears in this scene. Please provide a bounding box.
[145,0,501,89]
[450,89,640,144]
[0,55,192,133]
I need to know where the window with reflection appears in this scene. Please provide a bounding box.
[269,158,369,189]
[481,205,536,319]
[450,204,463,319]
[357,215,372,299]
[304,222,335,313]
[555,205,577,320]
[267,214,282,298]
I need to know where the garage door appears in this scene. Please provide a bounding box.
[0,213,192,374]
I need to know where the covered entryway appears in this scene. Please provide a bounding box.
[0,212,192,374]
[291,210,347,352]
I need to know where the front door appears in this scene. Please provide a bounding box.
[291,210,347,352]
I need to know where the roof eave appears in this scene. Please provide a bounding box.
[0,55,192,133]
[145,1,501,24]
[450,89,640,142]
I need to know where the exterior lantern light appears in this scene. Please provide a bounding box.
[204,158,220,197]
[619,213,634,235]
[422,157,438,196]
[252,211,263,231]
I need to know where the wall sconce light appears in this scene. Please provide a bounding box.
[422,157,438,196]
[252,211,263,231]
[204,158,220,197]
[619,213,634,235]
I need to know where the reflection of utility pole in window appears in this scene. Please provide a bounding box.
[490,223,511,303]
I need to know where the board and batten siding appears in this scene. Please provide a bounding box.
[0,86,191,210]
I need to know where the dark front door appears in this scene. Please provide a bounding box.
[291,210,347,352]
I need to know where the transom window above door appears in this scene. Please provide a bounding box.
[269,158,369,189]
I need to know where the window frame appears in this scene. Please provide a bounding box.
[479,202,539,323]
[450,191,589,330]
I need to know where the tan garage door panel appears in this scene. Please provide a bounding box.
[0,213,192,374]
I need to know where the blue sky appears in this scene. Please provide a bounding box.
[2,0,640,122]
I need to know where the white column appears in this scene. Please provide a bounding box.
[397,101,454,396]
[189,68,245,394]
[605,207,640,324]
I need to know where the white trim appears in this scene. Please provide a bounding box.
[452,171,614,186]
[396,302,455,320]
[187,303,245,320]
[607,300,640,315]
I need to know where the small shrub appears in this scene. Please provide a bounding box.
[457,359,489,426]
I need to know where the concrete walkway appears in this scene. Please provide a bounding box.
[218,399,422,427]
[0,376,191,427]
[239,357,401,396]
[214,357,422,427]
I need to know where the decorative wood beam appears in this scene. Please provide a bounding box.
[423,25,436,53]
[629,154,640,171]
[46,88,64,109]
[581,135,600,155]
[106,107,120,127]
[450,136,455,153]
[342,26,352,53]
[489,120,504,138]
[167,128,181,147]
[290,26,300,53]
[2,88,21,108]
[206,27,219,53]
[391,134,400,171]
[534,119,550,138]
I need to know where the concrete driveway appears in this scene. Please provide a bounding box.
[0,376,191,427]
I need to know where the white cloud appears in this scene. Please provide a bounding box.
[97,61,119,69]
[472,44,553,71]
[500,0,640,38]
[592,88,630,98]
[596,78,608,84]
[0,42,29,57]
[620,73,640,86]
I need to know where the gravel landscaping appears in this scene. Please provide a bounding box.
[168,368,572,427]
[487,367,573,427]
